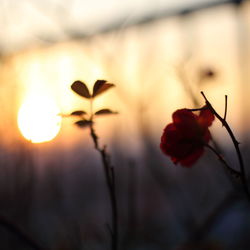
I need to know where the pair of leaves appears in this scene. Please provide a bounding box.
[71,80,114,99]
[71,109,117,117]
[71,110,87,116]
[94,109,118,116]
[75,120,93,128]
[73,109,117,129]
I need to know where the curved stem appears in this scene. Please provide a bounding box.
[89,100,118,250]
[205,144,241,178]
[201,92,250,200]
[0,215,43,250]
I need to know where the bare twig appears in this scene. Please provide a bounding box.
[89,122,118,250]
[0,214,43,250]
[201,91,250,200]
[205,144,241,178]
[223,95,228,121]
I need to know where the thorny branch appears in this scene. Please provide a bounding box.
[201,91,250,200]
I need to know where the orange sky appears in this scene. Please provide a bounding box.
[0,4,249,153]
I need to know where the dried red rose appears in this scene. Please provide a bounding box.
[160,107,214,167]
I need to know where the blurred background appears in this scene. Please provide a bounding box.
[1,0,250,249]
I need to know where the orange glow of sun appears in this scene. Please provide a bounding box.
[17,95,61,143]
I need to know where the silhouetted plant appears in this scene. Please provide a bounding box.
[160,106,215,167]
[70,79,118,250]
[201,92,249,199]
[160,92,249,200]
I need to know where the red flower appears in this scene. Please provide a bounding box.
[160,107,214,167]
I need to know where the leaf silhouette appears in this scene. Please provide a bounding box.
[71,81,91,98]
[95,109,118,116]
[70,110,87,116]
[92,80,114,97]
[74,120,93,128]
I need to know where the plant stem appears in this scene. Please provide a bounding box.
[205,144,241,178]
[201,91,250,200]
[89,102,118,250]
[0,214,43,250]
[90,98,94,120]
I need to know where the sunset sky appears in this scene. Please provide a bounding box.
[0,2,250,249]
[0,0,249,151]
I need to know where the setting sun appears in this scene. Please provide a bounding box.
[17,95,61,143]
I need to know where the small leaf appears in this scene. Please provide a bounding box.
[70,110,87,116]
[71,81,91,98]
[74,120,92,128]
[95,109,118,116]
[92,80,114,97]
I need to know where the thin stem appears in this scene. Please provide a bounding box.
[187,107,208,112]
[0,215,43,250]
[223,95,228,121]
[90,98,94,120]
[201,91,250,200]
[205,144,241,178]
[89,101,118,250]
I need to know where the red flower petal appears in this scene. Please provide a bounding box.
[160,123,179,154]
[160,107,214,167]
[203,129,212,143]
[179,147,204,167]
[198,107,215,128]
[172,109,200,137]
[172,109,197,126]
